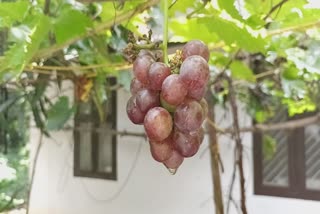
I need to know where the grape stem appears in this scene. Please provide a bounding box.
[133,43,162,50]
[163,0,169,64]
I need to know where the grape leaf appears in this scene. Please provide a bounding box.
[46,96,76,131]
[0,1,30,28]
[199,17,266,53]
[170,18,219,43]
[230,61,255,82]
[217,0,243,20]
[53,6,93,44]
[0,14,51,81]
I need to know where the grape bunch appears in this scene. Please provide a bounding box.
[126,40,210,173]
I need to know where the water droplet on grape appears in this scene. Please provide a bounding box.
[166,167,178,175]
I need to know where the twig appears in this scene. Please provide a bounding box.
[28,63,130,72]
[211,49,241,85]
[230,197,241,214]
[163,0,169,64]
[206,91,224,214]
[225,73,247,214]
[43,0,51,15]
[255,69,278,79]
[207,112,320,134]
[263,0,289,21]
[226,149,237,214]
[63,126,146,138]
[238,113,320,133]
[34,0,160,60]
[206,117,227,134]
[169,0,178,9]
[267,20,320,37]
[26,132,43,214]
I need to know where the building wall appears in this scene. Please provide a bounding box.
[29,83,320,214]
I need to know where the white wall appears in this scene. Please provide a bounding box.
[29,83,320,214]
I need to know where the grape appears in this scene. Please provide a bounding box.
[144,107,173,141]
[148,62,171,91]
[149,137,173,162]
[181,40,210,62]
[199,98,208,119]
[136,89,160,113]
[130,78,146,95]
[133,55,154,84]
[174,98,204,133]
[126,95,145,124]
[180,55,209,92]
[173,129,200,157]
[161,74,188,106]
[188,85,206,101]
[160,96,176,113]
[163,150,184,172]
[138,50,155,59]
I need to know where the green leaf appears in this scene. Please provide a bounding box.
[168,0,203,17]
[53,6,93,44]
[46,96,76,131]
[0,14,51,81]
[263,134,277,160]
[170,18,219,43]
[118,70,132,92]
[230,61,255,82]
[282,64,300,80]
[217,0,243,20]
[199,17,266,52]
[0,1,30,28]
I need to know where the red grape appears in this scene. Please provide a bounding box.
[174,98,204,133]
[149,137,173,162]
[160,96,176,113]
[144,107,173,141]
[133,55,154,84]
[163,150,184,173]
[181,40,210,62]
[138,50,155,59]
[126,95,145,124]
[136,89,160,113]
[148,62,171,91]
[161,74,188,106]
[130,78,146,95]
[188,85,206,100]
[173,129,200,157]
[180,55,209,91]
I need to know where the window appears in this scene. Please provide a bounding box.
[74,77,117,180]
[253,110,320,200]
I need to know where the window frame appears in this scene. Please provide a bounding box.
[74,77,117,181]
[253,111,320,200]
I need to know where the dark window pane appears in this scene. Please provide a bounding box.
[262,109,289,187]
[262,129,289,187]
[79,123,93,171]
[97,123,113,173]
[305,124,320,190]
